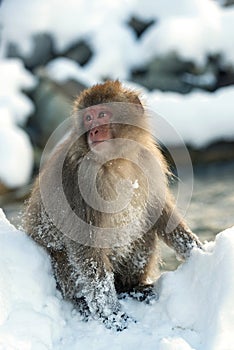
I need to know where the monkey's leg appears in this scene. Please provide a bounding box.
[50,250,80,298]
[65,244,134,331]
[50,248,116,323]
[115,237,159,304]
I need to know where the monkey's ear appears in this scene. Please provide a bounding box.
[121,85,144,113]
[132,95,144,115]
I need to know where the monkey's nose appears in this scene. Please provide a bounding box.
[90,127,99,138]
[89,127,101,142]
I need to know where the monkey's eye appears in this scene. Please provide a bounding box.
[85,114,92,122]
[98,111,107,118]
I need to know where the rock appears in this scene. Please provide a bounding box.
[26,70,87,150]
[218,0,234,6]
[7,33,55,70]
[131,52,196,93]
[127,16,156,38]
[190,140,234,164]
[132,51,234,93]
[162,140,234,168]
[0,182,11,196]
[63,40,93,66]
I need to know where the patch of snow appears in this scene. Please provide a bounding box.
[0,209,234,349]
[0,108,33,188]
[45,57,96,86]
[0,59,36,125]
[147,86,234,147]
[132,180,139,189]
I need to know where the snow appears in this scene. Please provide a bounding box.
[147,86,234,147]
[0,209,234,350]
[0,0,234,161]
[0,59,35,188]
[1,0,234,69]
[45,58,96,87]
[0,59,36,125]
[0,109,33,188]
[139,1,230,67]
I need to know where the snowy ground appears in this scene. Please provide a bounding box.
[0,209,234,350]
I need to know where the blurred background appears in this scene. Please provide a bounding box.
[0,0,233,270]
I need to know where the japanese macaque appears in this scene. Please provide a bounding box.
[24,80,202,331]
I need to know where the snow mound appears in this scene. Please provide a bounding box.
[0,59,35,188]
[45,57,96,86]
[0,109,33,188]
[147,86,234,147]
[0,59,36,126]
[0,209,233,350]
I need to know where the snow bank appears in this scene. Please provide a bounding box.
[0,209,64,350]
[147,86,234,147]
[45,58,96,86]
[0,59,35,188]
[0,59,36,125]
[0,108,33,188]
[140,5,234,67]
[0,209,234,350]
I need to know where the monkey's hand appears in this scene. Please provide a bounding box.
[174,233,204,261]
[102,311,136,332]
[158,224,203,261]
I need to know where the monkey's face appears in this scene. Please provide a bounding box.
[83,104,114,152]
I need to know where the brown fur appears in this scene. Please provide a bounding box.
[24,80,202,331]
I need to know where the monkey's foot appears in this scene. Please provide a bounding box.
[102,311,136,332]
[119,284,158,304]
[74,297,91,321]
[131,284,159,304]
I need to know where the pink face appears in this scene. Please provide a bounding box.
[83,105,113,148]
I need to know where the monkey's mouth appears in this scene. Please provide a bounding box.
[91,139,110,146]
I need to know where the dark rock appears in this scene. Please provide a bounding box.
[131,52,196,93]
[0,182,11,196]
[200,54,234,91]
[132,51,234,93]
[215,66,234,90]
[127,16,156,38]
[63,40,93,66]
[217,0,234,6]
[26,70,87,151]
[162,140,234,169]
[7,33,55,70]
[189,140,234,164]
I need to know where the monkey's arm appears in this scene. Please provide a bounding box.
[156,204,202,260]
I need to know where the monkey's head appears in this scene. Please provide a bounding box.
[73,80,149,153]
